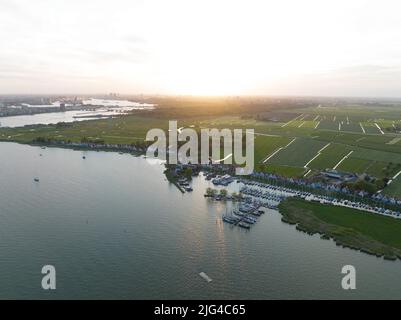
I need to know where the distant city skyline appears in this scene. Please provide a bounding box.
[1,0,401,97]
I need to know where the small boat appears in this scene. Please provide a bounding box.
[222,216,234,224]
[242,217,255,224]
[199,272,212,283]
[233,210,245,216]
[82,156,86,159]
[238,222,251,229]
[34,178,40,182]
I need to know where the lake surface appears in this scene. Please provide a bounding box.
[0,99,155,128]
[0,141,400,299]
[0,110,110,128]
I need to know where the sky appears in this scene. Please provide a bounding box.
[1,0,401,97]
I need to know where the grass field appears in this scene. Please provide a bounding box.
[257,164,306,178]
[267,138,328,167]
[317,119,339,131]
[341,122,364,133]
[362,122,382,134]
[0,101,400,197]
[384,177,401,198]
[337,158,371,174]
[279,198,401,259]
[337,151,401,178]
[0,116,169,145]
[254,135,292,163]
[351,148,401,164]
[308,143,353,170]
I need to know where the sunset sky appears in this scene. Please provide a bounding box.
[1,0,401,97]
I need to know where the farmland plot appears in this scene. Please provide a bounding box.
[267,138,327,167]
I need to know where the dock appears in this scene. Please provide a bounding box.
[222,203,264,229]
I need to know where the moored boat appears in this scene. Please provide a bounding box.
[238,222,251,229]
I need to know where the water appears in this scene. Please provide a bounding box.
[0,99,155,128]
[0,141,400,299]
[0,110,108,127]
[10,99,154,109]
[81,98,155,108]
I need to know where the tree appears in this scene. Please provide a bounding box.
[206,187,217,196]
[183,168,193,178]
[220,189,228,197]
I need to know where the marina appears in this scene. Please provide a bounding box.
[206,174,401,231]
[222,202,265,228]
[238,179,401,219]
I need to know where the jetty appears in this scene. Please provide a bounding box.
[222,203,264,230]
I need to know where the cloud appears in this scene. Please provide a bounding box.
[266,64,401,98]
[1,0,401,96]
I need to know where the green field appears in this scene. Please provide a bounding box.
[266,138,327,167]
[334,148,401,178]
[309,143,353,170]
[351,148,401,164]
[253,135,291,164]
[0,116,169,145]
[0,100,400,197]
[257,164,306,178]
[279,198,401,260]
[383,172,401,198]
[337,158,371,174]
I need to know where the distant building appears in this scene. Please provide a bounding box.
[60,103,66,112]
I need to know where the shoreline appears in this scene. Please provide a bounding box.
[278,197,401,261]
[1,137,400,210]
[0,138,146,156]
